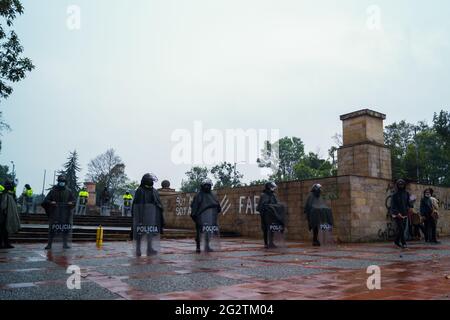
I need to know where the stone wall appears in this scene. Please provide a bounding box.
[347,176,450,242]
[160,176,450,243]
[161,177,353,242]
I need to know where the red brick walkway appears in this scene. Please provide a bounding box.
[0,238,449,300]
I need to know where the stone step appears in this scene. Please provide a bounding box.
[10,224,196,243]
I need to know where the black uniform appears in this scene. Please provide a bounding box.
[257,189,279,248]
[420,196,437,243]
[390,183,411,247]
[304,190,334,246]
[41,185,75,249]
[190,187,221,251]
[132,183,164,255]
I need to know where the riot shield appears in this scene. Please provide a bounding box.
[265,204,287,249]
[199,208,220,252]
[122,200,132,217]
[75,197,88,215]
[133,203,162,256]
[314,208,335,246]
[47,203,73,250]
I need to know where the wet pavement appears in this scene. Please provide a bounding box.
[0,238,449,300]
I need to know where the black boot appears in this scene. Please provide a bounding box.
[2,232,13,249]
[313,228,320,246]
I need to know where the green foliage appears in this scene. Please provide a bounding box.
[433,110,450,144]
[247,179,270,187]
[0,163,12,183]
[180,166,209,193]
[385,110,450,186]
[61,150,81,196]
[0,0,34,101]
[211,162,243,189]
[116,180,139,199]
[294,152,334,180]
[258,136,333,182]
[258,137,305,181]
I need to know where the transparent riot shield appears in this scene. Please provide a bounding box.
[199,208,221,252]
[133,203,162,256]
[122,200,132,217]
[265,204,287,249]
[47,203,73,251]
[75,197,88,216]
[316,208,335,246]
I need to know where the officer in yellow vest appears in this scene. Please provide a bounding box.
[22,184,34,214]
[122,191,133,217]
[77,187,89,215]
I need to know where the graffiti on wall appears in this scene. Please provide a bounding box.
[238,195,260,215]
[323,184,339,201]
[220,195,232,215]
[176,194,233,216]
[175,193,262,216]
[175,195,193,216]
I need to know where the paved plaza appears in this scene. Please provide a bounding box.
[0,238,449,300]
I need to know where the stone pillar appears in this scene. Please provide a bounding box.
[158,180,179,220]
[337,109,392,180]
[158,180,177,197]
[85,182,96,207]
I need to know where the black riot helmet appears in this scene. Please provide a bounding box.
[25,184,31,190]
[264,181,277,193]
[311,184,322,197]
[57,174,67,188]
[201,178,213,193]
[396,179,406,191]
[4,179,15,192]
[141,173,158,189]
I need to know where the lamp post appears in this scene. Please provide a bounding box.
[10,161,15,180]
[413,127,420,183]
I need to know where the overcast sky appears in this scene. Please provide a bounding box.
[1,0,449,193]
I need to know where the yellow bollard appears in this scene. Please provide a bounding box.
[96,225,104,248]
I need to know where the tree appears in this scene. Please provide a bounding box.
[61,150,81,196]
[247,179,269,187]
[384,112,450,187]
[0,111,10,152]
[384,120,416,181]
[433,110,450,144]
[211,162,243,189]
[0,0,34,101]
[86,149,128,205]
[294,152,334,180]
[0,163,12,182]
[180,166,209,193]
[328,133,342,175]
[116,180,140,199]
[258,137,305,181]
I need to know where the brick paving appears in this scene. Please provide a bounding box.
[0,238,449,300]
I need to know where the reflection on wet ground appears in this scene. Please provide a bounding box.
[0,238,449,300]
